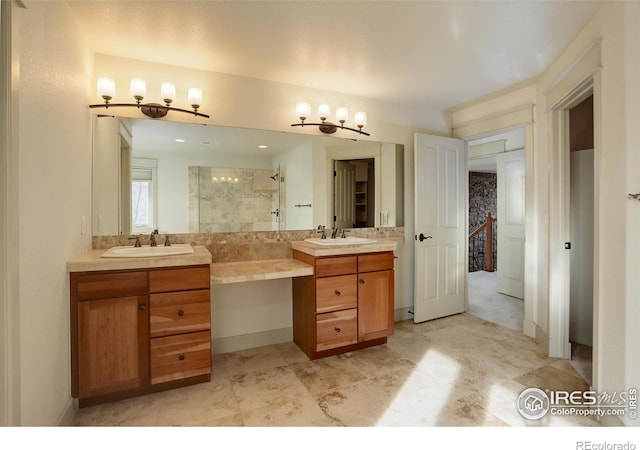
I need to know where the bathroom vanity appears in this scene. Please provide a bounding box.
[67,246,212,407]
[291,240,397,360]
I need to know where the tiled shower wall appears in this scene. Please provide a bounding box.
[189,167,282,233]
[469,172,497,272]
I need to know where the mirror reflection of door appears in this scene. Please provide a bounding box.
[333,158,375,228]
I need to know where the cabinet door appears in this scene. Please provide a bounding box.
[358,270,394,341]
[78,295,149,398]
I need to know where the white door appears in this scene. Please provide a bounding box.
[333,160,355,228]
[414,133,467,322]
[496,150,525,299]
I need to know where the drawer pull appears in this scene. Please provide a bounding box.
[178,309,185,317]
[178,353,185,361]
[359,279,365,285]
[334,327,341,333]
[334,290,341,296]
[139,304,146,311]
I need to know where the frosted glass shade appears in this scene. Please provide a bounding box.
[354,111,367,128]
[160,82,176,104]
[295,102,311,120]
[318,103,330,121]
[97,77,115,100]
[336,107,349,123]
[188,88,203,108]
[130,78,147,100]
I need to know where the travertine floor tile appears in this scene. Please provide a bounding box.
[72,313,600,428]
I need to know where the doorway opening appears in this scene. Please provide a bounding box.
[333,158,375,228]
[567,94,594,385]
[467,127,525,332]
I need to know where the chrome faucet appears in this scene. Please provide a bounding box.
[317,225,327,239]
[150,229,158,247]
[331,227,340,239]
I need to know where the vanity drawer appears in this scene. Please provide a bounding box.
[316,308,358,352]
[75,271,148,300]
[150,290,211,338]
[150,331,211,384]
[316,275,357,313]
[149,266,210,293]
[358,252,394,273]
[315,256,357,278]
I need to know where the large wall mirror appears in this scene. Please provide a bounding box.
[92,115,404,236]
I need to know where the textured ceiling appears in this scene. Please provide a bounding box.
[67,0,601,110]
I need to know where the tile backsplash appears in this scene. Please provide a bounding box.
[93,227,405,263]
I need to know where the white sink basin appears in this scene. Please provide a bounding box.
[304,237,378,246]
[101,244,194,258]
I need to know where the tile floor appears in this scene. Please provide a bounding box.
[467,270,593,388]
[73,313,598,427]
[467,270,523,332]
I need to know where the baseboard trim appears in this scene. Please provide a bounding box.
[56,397,77,426]
[394,306,413,322]
[212,327,293,355]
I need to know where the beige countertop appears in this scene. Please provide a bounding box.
[210,258,313,285]
[291,237,402,257]
[67,245,212,272]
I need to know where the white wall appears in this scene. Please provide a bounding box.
[14,1,92,425]
[569,149,594,347]
[273,141,314,230]
[91,116,121,235]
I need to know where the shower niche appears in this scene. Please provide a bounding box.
[189,165,285,232]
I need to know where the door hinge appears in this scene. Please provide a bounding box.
[565,242,571,250]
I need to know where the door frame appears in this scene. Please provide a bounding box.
[454,115,535,338]
[1,0,21,426]
[547,76,600,374]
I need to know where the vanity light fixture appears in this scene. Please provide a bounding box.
[291,103,370,136]
[90,77,210,119]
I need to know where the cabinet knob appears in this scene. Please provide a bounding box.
[178,353,185,361]
[178,309,185,317]
[139,304,146,311]
[359,279,365,285]
[334,327,341,333]
[334,290,341,296]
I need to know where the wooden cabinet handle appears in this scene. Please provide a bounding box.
[178,309,185,317]
[139,304,146,311]
[178,354,185,361]
[359,279,365,285]
[334,290,341,296]
[334,327,341,333]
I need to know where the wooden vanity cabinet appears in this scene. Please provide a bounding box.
[71,271,149,400]
[70,265,211,407]
[292,251,394,360]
